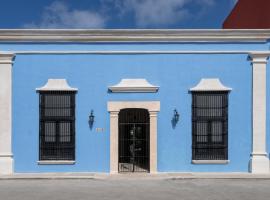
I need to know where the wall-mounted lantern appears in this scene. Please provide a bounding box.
[174,109,179,123]
[89,110,95,129]
[172,109,179,128]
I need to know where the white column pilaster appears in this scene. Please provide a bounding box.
[249,52,270,173]
[0,53,15,174]
[149,111,158,173]
[109,111,119,174]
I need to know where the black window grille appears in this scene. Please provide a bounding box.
[39,91,76,160]
[192,91,229,160]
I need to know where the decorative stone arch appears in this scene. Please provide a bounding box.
[107,101,160,174]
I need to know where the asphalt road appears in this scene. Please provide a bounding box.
[0,178,269,200]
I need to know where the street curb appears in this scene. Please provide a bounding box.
[1,173,270,180]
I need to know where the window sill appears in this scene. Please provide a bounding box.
[37,160,75,165]
[192,160,229,164]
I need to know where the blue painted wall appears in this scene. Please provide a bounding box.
[6,42,269,173]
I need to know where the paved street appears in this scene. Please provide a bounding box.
[0,178,270,200]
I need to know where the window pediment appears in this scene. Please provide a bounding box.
[108,79,159,93]
[36,79,77,91]
[190,78,232,92]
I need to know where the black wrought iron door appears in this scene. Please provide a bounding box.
[119,109,150,172]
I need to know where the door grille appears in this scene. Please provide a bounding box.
[118,109,150,172]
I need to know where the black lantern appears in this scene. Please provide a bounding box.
[89,110,95,129]
[174,109,179,123]
[171,109,180,128]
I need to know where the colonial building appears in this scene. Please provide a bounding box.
[0,0,270,175]
[0,29,270,175]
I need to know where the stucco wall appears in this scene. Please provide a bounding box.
[3,42,268,172]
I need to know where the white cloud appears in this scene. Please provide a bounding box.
[123,0,190,27]
[103,0,216,28]
[23,1,106,28]
[23,0,217,29]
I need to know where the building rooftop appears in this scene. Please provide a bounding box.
[223,0,270,29]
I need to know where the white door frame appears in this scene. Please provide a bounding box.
[107,101,160,174]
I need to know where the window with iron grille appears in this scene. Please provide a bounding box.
[192,92,229,160]
[39,91,76,160]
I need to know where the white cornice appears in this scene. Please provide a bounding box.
[0,29,270,42]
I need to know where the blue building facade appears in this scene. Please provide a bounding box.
[0,30,270,174]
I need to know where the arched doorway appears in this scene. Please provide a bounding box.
[118,108,150,172]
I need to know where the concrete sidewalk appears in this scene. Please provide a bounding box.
[1,172,270,180]
[1,178,270,200]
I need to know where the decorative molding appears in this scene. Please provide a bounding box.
[1,50,270,55]
[109,79,159,93]
[108,101,160,112]
[0,53,15,64]
[190,78,232,91]
[0,29,270,42]
[192,160,230,164]
[251,152,268,156]
[5,51,269,55]
[0,153,13,157]
[36,79,78,91]
[37,160,75,165]
[248,52,270,64]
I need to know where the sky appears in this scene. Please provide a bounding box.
[0,0,238,29]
